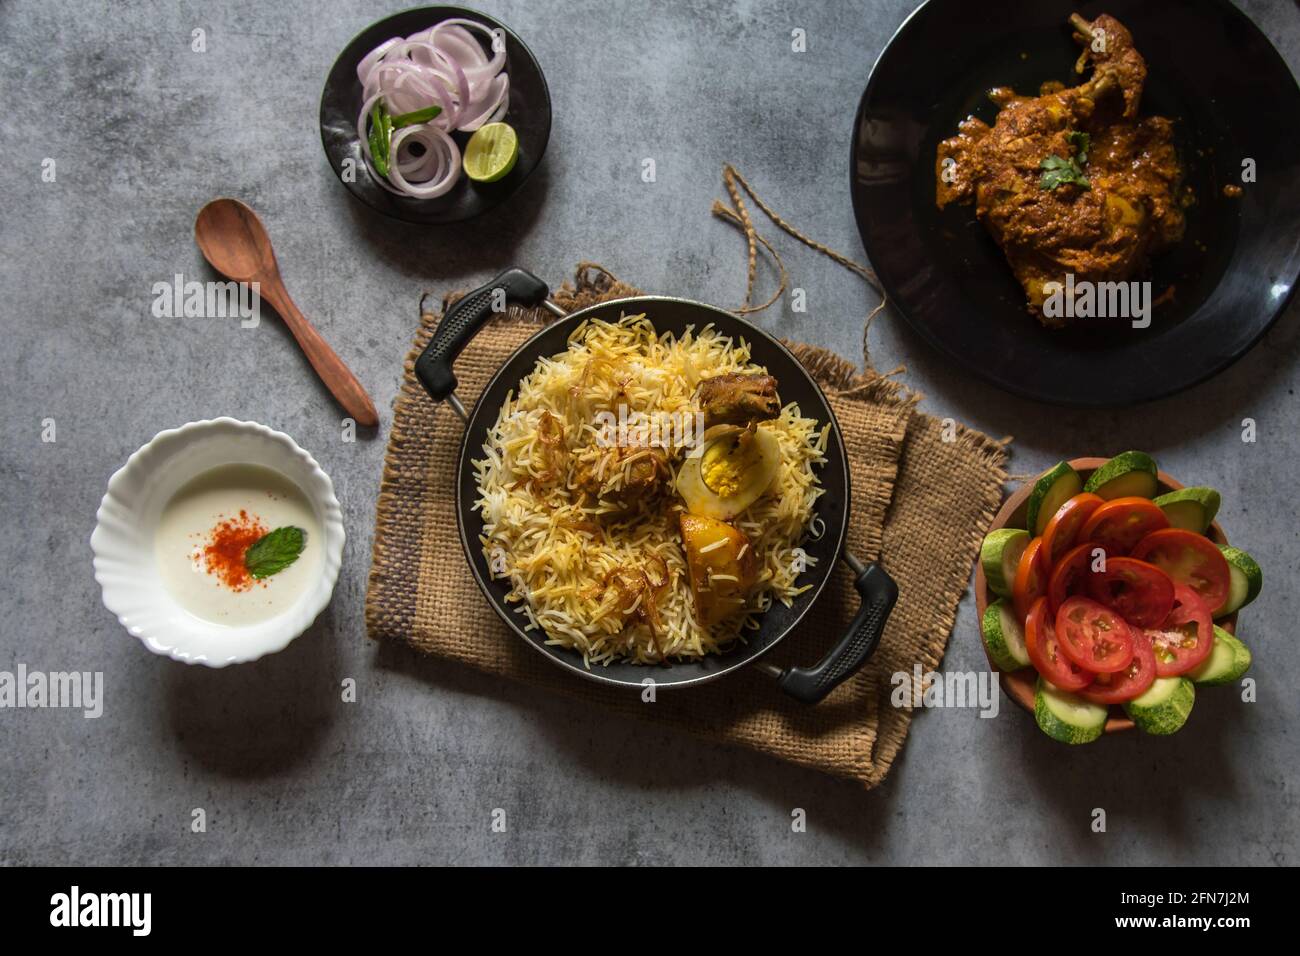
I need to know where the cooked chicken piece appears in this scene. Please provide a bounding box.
[935,13,1185,326]
[572,443,670,505]
[1067,12,1146,120]
[696,373,780,429]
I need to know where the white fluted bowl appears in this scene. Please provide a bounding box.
[91,419,345,666]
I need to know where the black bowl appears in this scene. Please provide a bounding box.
[851,0,1300,406]
[320,6,551,224]
[454,296,852,690]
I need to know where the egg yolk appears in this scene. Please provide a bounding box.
[702,457,743,497]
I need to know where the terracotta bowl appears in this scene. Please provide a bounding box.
[974,457,1236,733]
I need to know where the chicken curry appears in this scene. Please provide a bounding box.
[936,13,1186,326]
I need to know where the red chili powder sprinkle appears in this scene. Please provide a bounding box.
[200,510,268,591]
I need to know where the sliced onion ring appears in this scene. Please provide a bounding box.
[355,17,509,198]
[385,126,461,198]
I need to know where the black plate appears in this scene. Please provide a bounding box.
[320,6,551,223]
[851,0,1300,406]
[455,297,851,690]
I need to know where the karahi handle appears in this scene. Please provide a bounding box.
[414,268,550,405]
[775,555,898,705]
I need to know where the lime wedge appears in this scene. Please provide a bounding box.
[462,122,518,183]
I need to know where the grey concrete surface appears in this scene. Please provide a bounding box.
[1,0,1297,866]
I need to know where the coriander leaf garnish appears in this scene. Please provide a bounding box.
[244,526,306,580]
[1040,154,1090,191]
[1040,129,1092,190]
[1065,130,1090,165]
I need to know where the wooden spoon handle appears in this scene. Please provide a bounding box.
[261,281,379,428]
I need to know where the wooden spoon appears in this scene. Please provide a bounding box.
[194,198,379,427]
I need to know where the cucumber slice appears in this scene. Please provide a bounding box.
[1188,626,1252,686]
[1152,487,1221,534]
[981,528,1030,598]
[1214,546,1262,617]
[981,598,1031,671]
[1035,678,1108,744]
[1026,462,1082,535]
[1123,676,1195,735]
[1083,451,1159,500]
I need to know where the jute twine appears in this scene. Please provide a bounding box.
[712,164,888,373]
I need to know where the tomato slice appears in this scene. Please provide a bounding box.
[1078,496,1169,556]
[1131,528,1231,612]
[1055,597,1135,674]
[1142,584,1214,677]
[1025,597,1093,691]
[1084,556,1176,628]
[1078,630,1157,705]
[1047,542,1094,615]
[1011,536,1047,623]
[1041,492,1105,566]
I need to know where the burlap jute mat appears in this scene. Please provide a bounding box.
[366,265,1007,787]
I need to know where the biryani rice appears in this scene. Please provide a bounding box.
[472,314,827,665]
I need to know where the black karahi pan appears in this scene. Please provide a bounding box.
[414,268,898,703]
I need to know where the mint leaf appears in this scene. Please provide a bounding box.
[244,526,306,580]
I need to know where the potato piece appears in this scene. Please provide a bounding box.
[679,513,757,627]
[1105,192,1145,227]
